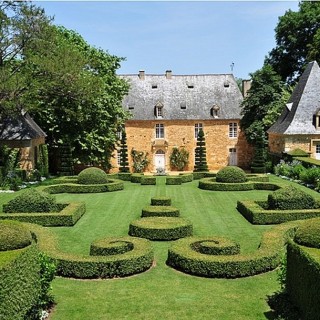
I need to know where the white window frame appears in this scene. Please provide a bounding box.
[229,123,238,138]
[156,107,163,118]
[117,149,121,166]
[195,123,203,139]
[155,124,164,139]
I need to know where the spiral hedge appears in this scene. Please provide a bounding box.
[129,217,193,241]
[190,237,240,255]
[90,237,134,256]
[26,223,154,279]
[167,222,296,278]
[141,206,180,217]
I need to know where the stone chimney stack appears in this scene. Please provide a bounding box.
[242,80,252,97]
[139,70,145,80]
[165,70,172,79]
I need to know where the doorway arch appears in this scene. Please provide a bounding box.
[155,149,166,170]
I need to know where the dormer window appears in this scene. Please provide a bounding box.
[210,104,220,118]
[313,108,320,129]
[180,102,187,110]
[188,85,194,89]
[154,101,164,118]
[152,84,158,89]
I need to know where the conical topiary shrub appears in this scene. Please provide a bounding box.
[119,130,130,173]
[193,128,208,172]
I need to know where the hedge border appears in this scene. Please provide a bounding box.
[166,176,182,185]
[150,197,171,206]
[43,179,124,194]
[0,202,86,227]
[131,173,143,183]
[129,217,193,241]
[167,222,296,278]
[26,223,154,279]
[90,237,135,256]
[237,200,320,225]
[140,176,156,185]
[141,206,180,217]
[179,173,194,183]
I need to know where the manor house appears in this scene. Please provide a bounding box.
[113,70,252,173]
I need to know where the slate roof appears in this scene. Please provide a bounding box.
[268,61,320,135]
[0,110,46,141]
[120,72,243,120]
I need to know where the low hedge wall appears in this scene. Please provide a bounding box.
[0,202,86,227]
[199,178,281,191]
[131,173,143,183]
[90,237,134,256]
[166,176,182,185]
[167,222,296,278]
[0,245,41,319]
[129,217,193,241]
[43,179,124,193]
[246,174,269,182]
[190,237,240,255]
[179,173,194,183]
[286,239,320,320]
[140,176,156,185]
[141,206,180,217]
[117,173,132,181]
[27,223,154,279]
[237,200,320,225]
[151,197,171,206]
[192,172,216,180]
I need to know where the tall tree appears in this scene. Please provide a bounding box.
[265,1,320,83]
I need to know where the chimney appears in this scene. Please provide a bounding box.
[165,70,172,79]
[139,70,145,80]
[242,80,252,97]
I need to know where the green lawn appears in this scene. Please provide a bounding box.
[2,175,312,319]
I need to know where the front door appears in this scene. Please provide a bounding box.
[229,148,237,166]
[155,149,165,170]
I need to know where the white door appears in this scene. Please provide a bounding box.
[316,144,320,160]
[229,148,237,166]
[155,150,165,170]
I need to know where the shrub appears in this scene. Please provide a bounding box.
[140,176,156,185]
[90,237,134,256]
[267,185,316,210]
[294,219,320,248]
[299,166,320,185]
[129,217,193,241]
[179,173,193,183]
[77,167,109,185]
[169,147,189,171]
[216,166,247,183]
[190,237,240,255]
[166,176,182,185]
[151,197,171,206]
[130,173,143,183]
[3,189,58,213]
[118,172,132,181]
[141,206,180,217]
[0,220,32,251]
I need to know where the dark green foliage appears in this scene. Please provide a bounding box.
[179,173,193,183]
[129,217,193,241]
[251,128,266,173]
[36,144,49,177]
[151,197,171,206]
[0,221,32,251]
[193,129,208,172]
[169,147,189,171]
[199,178,254,191]
[119,130,130,173]
[166,176,182,185]
[57,144,74,176]
[237,200,320,225]
[286,239,320,320]
[131,149,150,173]
[140,176,156,185]
[77,167,109,185]
[167,223,293,278]
[3,189,58,213]
[44,180,124,193]
[192,172,214,180]
[267,185,316,210]
[294,157,320,168]
[0,245,41,319]
[141,206,180,217]
[299,166,320,185]
[90,237,134,256]
[118,172,132,181]
[190,237,240,256]
[294,219,320,248]
[0,202,85,227]
[216,166,247,183]
[130,173,143,183]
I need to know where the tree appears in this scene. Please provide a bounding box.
[250,127,266,174]
[265,1,320,83]
[193,129,208,172]
[240,64,289,144]
[170,147,189,171]
[118,130,130,173]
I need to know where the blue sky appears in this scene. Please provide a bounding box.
[36,1,300,79]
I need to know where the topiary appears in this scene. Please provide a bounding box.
[0,220,32,251]
[77,167,109,185]
[3,189,58,213]
[216,166,247,183]
[294,218,320,248]
[267,185,316,210]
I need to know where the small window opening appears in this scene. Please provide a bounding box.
[224,81,230,88]
[152,84,158,89]
[188,85,194,89]
[180,102,187,110]
[129,106,134,110]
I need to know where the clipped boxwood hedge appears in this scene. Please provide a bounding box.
[294,218,320,248]
[216,166,247,183]
[27,223,154,279]
[151,197,171,206]
[0,220,32,251]
[118,172,132,181]
[129,217,193,241]
[141,176,156,185]
[43,179,124,194]
[0,245,41,319]
[0,202,85,227]
[167,222,296,278]
[166,176,182,185]
[141,206,180,217]
[77,167,109,185]
[131,173,143,183]
[190,237,240,255]
[90,237,135,256]
[237,200,320,225]
[179,173,193,183]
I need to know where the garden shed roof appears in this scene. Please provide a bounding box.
[120,71,243,120]
[268,61,320,135]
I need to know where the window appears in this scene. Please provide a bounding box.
[229,123,238,138]
[314,109,320,129]
[155,124,164,139]
[117,149,121,166]
[152,84,158,89]
[154,102,163,119]
[195,123,203,139]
